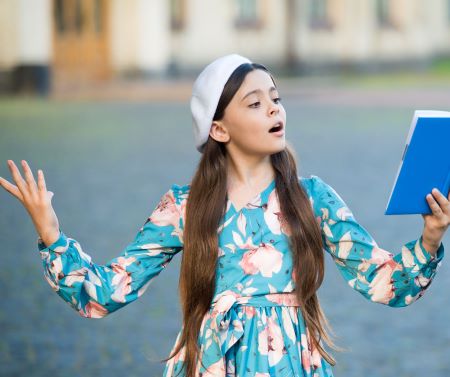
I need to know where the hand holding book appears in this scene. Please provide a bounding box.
[421,187,450,256]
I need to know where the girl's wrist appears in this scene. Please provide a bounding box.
[421,229,442,257]
[422,224,444,242]
[39,228,61,248]
[421,238,439,256]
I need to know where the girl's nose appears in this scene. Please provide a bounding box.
[269,103,280,115]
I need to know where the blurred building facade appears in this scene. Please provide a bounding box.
[0,0,449,95]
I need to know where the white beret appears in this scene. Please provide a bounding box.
[190,53,252,153]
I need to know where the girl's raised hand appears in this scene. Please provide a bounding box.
[0,160,60,247]
[421,187,450,253]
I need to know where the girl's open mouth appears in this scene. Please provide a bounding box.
[269,122,284,135]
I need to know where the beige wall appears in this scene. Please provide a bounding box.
[109,0,171,73]
[294,0,450,64]
[171,0,237,65]
[0,0,449,73]
[169,0,450,69]
[170,0,288,67]
[0,0,18,68]
[0,0,51,68]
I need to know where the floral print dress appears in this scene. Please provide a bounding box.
[37,175,445,376]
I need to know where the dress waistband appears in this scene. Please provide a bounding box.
[201,291,301,368]
[211,291,301,311]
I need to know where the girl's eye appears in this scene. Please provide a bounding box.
[249,98,282,108]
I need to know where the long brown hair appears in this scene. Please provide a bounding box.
[161,62,344,376]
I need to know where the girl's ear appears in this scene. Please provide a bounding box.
[209,121,230,143]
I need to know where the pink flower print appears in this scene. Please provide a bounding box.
[359,245,394,273]
[110,256,136,303]
[255,374,271,377]
[239,244,283,277]
[180,195,187,223]
[209,291,241,331]
[139,243,166,256]
[315,215,322,226]
[320,207,330,221]
[226,199,233,213]
[371,245,393,263]
[226,358,236,375]
[289,305,299,326]
[237,212,247,237]
[415,274,431,288]
[302,328,322,372]
[218,246,225,257]
[300,333,311,373]
[402,242,427,273]
[308,194,314,208]
[62,267,89,287]
[311,345,323,371]
[232,229,257,250]
[81,300,109,318]
[146,190,180,229]
[212,290,240,306]
[242,306,256,319]
[291,269,296,284]
[117,256,137,268]
[257,316,286,367]
[280,306,298,344]
[164,331,186,376]
[265,292,299,307]
[213,293,238,314]
[336,231,353,259]
[264,190,291,236]
[302,351,311,373]
[264,191,281,234]
[50,256,63,275]
[368,258,402,304]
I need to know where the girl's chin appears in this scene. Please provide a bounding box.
[264,141,286,154]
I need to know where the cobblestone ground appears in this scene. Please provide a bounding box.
[0,81,449,377]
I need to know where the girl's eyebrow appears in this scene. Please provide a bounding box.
[241,86,277,102]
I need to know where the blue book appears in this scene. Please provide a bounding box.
[385,110,450,215]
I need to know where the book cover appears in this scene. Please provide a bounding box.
[385,110,450,215]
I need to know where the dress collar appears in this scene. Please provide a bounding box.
[226,178,276,213]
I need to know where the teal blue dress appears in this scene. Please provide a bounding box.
[37,175,445,376]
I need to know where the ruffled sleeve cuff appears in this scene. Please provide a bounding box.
[37,229,69,253]
[417,235,445,266]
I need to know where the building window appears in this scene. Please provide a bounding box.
[235,0,262,29]
[376,0,393,28]
[170,0,185,30]
[54,0,92,35]
[309,0,332,29]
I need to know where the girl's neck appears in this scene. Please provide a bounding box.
[225,153,274,189]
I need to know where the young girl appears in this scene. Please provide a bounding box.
[1,53,449,377]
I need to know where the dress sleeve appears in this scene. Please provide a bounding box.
[36,183,188,318]
[308,175,445,307]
